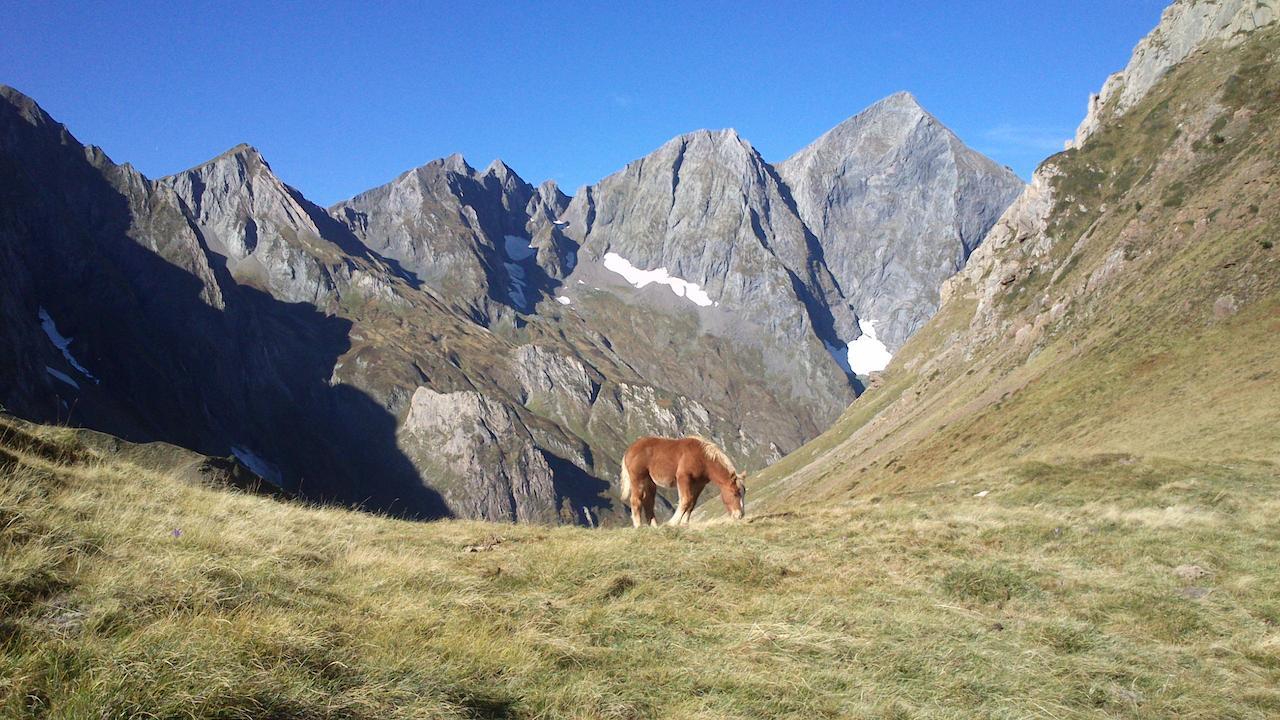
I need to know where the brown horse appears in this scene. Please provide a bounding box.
[619,436,745,527]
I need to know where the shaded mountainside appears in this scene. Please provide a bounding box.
[0,87,452,517]
[749,2,1280,514]
[0,81,1020,524]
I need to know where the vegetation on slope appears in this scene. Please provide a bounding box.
[748,25,1280,510]
[3,416,1279,718]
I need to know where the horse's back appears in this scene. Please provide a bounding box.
[624,436,706,485]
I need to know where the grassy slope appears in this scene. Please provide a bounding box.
[3,416,1280,718]
[747,26,1280,511]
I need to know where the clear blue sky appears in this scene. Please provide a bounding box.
[3,1,1168,206]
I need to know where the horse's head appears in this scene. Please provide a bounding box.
[720,471,746,520]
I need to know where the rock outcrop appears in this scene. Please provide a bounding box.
[398,387,559,523]
[163,144,390,306]
[1072,0,1278,147]
[330,155,575,319]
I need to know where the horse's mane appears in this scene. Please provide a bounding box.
[691,435,738,475]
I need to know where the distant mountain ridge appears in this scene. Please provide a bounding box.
[0,83,1021,523]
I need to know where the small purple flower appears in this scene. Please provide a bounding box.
[171,528,182,538]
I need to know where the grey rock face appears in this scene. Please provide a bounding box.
[940,166,1060,345]
[332,155,507,316]
[563,129,854,343]
[555,129,859,433]
[953,0,1278,355]
[778,92,1025,349]
[511,344,600,428]
[1072,0,1278,147]
[398,386,559,523]
[162,145,372,305]
[330,155,571,318]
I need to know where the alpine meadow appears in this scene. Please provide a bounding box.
[2,1,1279,717]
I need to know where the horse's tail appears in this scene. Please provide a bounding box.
[619,461,632,503]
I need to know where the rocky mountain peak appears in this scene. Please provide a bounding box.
[875,89,925,111]
[534,179,570,213]
[777,92,1025,350]
[1,85,89,158]
[482,158,536,207]
[159,143,369,305]
[1,85,57,129]
[484,158,519,180]
[219,142,267,168]
[670,127,750,154]
[177,143,272,186]
[439,152,472,175]
[781,92,930,170]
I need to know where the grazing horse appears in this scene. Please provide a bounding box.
[619,436,746,527]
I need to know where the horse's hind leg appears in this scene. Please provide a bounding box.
[631,473,657,528]
[629,492,644,528]
[640,477,659,527]
[629,475,648,528]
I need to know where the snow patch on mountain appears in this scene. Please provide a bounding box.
[39,307,99,383]
[845,319,893,375]
[231,446,283,487]
[602,252,714,307]
[45,366,80,389]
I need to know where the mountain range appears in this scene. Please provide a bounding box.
[0,85,1022,523]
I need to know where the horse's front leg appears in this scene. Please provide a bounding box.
[683,479,709,525]
[666,487,686,526]
[669,474,698,526]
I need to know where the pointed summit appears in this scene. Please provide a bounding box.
[439,152,472,175]
[783,92,933,168]
[0,84,84,152]
[484,158,519,179]
[160,140,351,300]
[0,84,51,122]
[876,90,924,110]
[664,127,749,149]
[777,93,1024,350]
[536,179,569,209]
[221,142,264,162]
[179,143,270,177]
[483,159,535,201]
